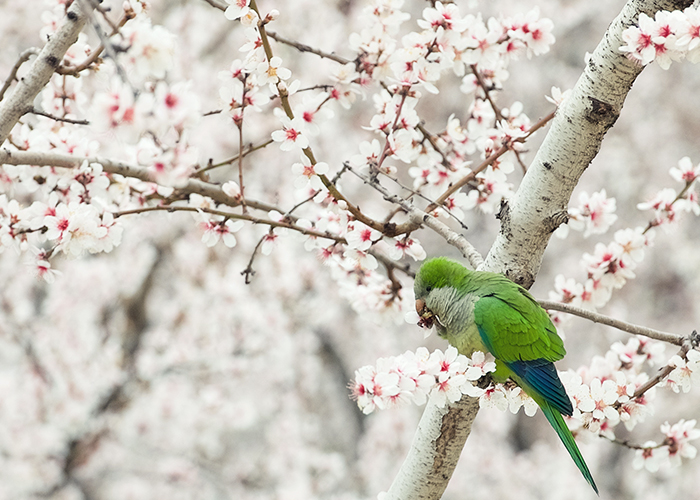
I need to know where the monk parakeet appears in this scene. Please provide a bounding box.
[414,257,598,494]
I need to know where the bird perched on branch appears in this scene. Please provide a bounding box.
[414,257,598,495]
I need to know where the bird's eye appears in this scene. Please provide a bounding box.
[426,286,432,292]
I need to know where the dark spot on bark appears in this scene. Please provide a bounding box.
[544,210,569,233]
[585,96,619,126]
[495,199,509,221]
[383,222,396,236]
[543,162,552,170]
[45,55,59,68]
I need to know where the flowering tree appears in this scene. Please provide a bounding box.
[1,0,700,499]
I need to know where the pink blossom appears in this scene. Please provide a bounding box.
[271,116,309,151]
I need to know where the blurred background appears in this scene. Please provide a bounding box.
[0,0,699,498]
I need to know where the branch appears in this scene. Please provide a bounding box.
[56,11,133,76]
[112,205,346,243]
[0,48,40,102]
[30,108,90,125]
[0,1,93,145]
[385,1,695,499]
[347,165,484,270]
[538,300,685,346]
[196,138,274,177]
[0,149,278,213]
[424,111,555,214]
[627,331,698,402]
[266,30,352,65]
[385,396,481,500]
[481,0,696,288]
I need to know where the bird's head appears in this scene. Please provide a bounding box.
[414,257,469,329]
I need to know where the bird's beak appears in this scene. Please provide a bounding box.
[415,298,435,329]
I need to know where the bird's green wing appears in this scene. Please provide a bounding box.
[472,276,566,363]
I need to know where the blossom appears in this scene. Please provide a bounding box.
[567,189,618,238]
[257,56,292,85]
[662,419,700,466]
[120,17,175,80]
[195,213,245,248]
[296,92,334,136]
[388,236,426,261]
[549,274,584,307]
[345,223,381,251]
[666,349,700,393]
[633,442,669,472]
[545,86,572,107]
[224,0,250,21]
[351,348,496,414]
[291,156,328,190]
[670,156,700,184]
[271,115,309,151]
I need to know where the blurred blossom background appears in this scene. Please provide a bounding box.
[0,0,699,499]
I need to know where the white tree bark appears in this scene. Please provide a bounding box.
[385,0,694,499]
[385,396,480,500]
[483,0,695,288]
[0,1,92,145]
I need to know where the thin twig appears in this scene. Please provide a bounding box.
[241,234,266,284]
[601,435,665,450]
[237,74,248,213]
[196,138,274,177]
[201,0,227,11]
[470,65,503,122]
[0,149,279,213]
[250,0,386,236]
[56,11,133,76]
[427,110,556,212]
[78,0,133,91]
[0,48,40,102]
[111,204,346,243]
[538,300,685,346]
[266,30,352,65]
[416,122,450,168]
[31,108,89,125]
[628,332,698,403]
[346,164,484,269]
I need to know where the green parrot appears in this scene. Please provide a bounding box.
[414,257,598,495]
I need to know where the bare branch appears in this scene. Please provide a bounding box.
[266,30,353,65]
[112,204,346,243]
[30,108,90,125]
[539,300,685,346]
[0,48,40,102]
[56,11,133,76]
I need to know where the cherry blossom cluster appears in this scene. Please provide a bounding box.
[342,1,555,221]
[351,334,683,445]
[637,156,700,225]
[666,348,700,393]
[1,2,206,279]
[351,346,496,414]
[620,7,700,69]
[633,419,700,472]
[556,189,618,239]
[549,158,700,319]
[560,336,666,440]
[307,203,426,324]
